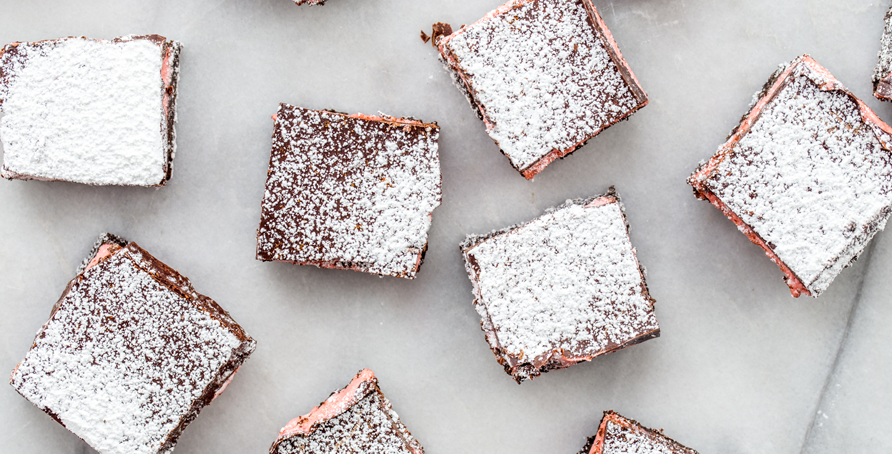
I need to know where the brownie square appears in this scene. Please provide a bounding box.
[578,411,698,454]
[461,189,659,383]
[0,35,181,186]
[256,104,442,279]
[438,0,647,179]
[874,6,892,101]
[688,55,892,297]
[269,369,424,454]
[9,234,256,454]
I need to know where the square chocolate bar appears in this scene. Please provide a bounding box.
[578,411,698,454]
[256,105,442,279]
[461,189,659,383]
[438,0,648,179]
[0,35,181,186]
[10,234,256,454]
[270,369,424,454]
[689,55,892,297]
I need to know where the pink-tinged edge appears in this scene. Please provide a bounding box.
[275,369,375,440]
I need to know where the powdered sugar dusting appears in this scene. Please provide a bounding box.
[256,105,441,279]
[10,245,251,454]
[0,36,178,186]
[701,61,892,296]
[442,0,640,171]
[462,195,659,382]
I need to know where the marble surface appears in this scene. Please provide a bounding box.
[0,0,890,453]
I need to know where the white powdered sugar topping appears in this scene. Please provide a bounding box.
[444,0,639,170]
[601,420,694,454]
[705,65,892,295]
[257,106,441,279]
[465,199,658,368]
[0,37,170,185]
[10,249,244,454]
[275,391,421,454]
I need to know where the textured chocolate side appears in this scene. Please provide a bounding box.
[161,38,181,184]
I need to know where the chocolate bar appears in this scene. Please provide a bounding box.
[578,411,698,454]
[461,189,659,383]
[9,234,256,454]
[256,104,442,279]
[689,55,892,297]
[438,0,648,179]
[270,369,424,454]
[0,35,181,186]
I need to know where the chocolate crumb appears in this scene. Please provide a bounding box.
[420,30,430,43]
[431,22,453,47]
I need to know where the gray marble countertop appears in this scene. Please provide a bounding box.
[1,0,890,453]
